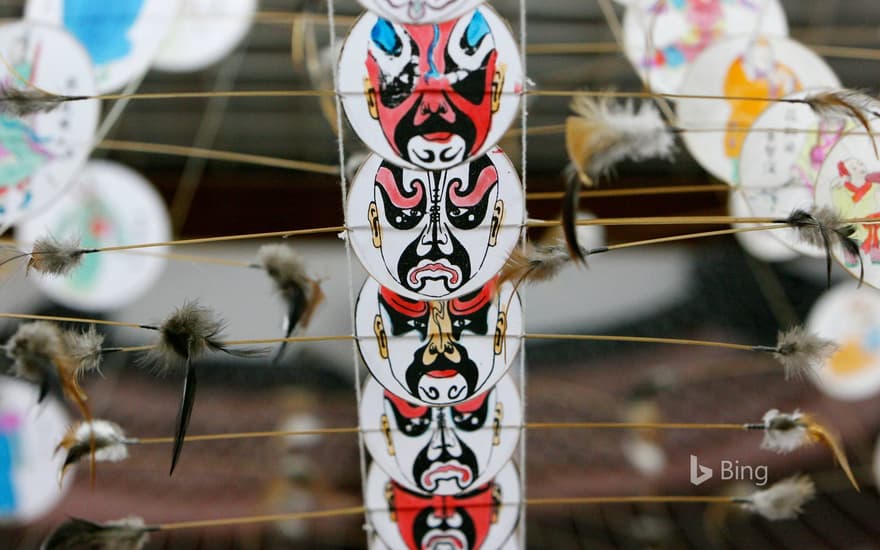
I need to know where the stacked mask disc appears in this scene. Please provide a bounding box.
[338,2,525,548]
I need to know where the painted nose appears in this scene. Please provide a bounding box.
[422,302,462,366]
[418,197,454,255]
[427,411,462,460]
[415,87,456,124]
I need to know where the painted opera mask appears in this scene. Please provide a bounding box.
[361,374,520,495]
[347,149,522,301]
[366,461,520,550]
[355,277,522,406]
[338,6,523,170]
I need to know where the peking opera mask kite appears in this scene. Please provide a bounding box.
[366,461,520,550]
[338,6,523,171]
[347,149,523,301]
[355,277,523,406]
[360,374,520,496]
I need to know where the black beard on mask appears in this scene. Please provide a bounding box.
[412,419,481,492]
[394,92,478,164]
[405,342,479,401]
[397,227,472,293]
[412,505,477,550]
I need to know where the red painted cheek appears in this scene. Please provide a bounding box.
[448,165,497,208]
[380,286,429,317]
[366,54,418,154]
[452,390,490,414]
[375,166,425,208]
[448,278,496,316]
[384,390,429,419]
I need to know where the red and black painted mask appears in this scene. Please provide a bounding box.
[388,480,498,550]
[382,388,498,493]
[371,155,501,298]
[365,11,503,169]
[378,281,495,402]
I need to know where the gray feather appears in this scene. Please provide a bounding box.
[27,235,86,277]
[0,85,78,117]
[63,325,105,376]
[5,322,65,397]
[42,517,153,550]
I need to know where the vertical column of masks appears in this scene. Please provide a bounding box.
[338,2,527,548]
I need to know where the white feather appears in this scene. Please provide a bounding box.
[740,475,815,521]
[760,409,810,454]
[74,420,129,462]
[568,96,675,178]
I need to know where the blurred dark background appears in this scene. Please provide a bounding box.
[1,0,880,548]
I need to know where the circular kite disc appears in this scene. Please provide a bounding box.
[0,377,71,524]
[361,373,521,496]
[152,0,256,73]
[806,283,880,400]
[366,461,520,550]
[26,0,180,92]
[356,0,486,24]
[677,35,839,184]
[738,89,848,258]
[16,160,171,312]
[728,187,797,262]
[338,5,523,171]
[347,148,523,301]
[622,0,788,95]
[0,21,99,229]
[814,129,880,289]
[355,276,523,407]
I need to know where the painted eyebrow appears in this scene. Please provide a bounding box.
[371,18,402,55]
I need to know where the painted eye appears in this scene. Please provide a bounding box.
[368,18,419,108]
[447,11,494,71]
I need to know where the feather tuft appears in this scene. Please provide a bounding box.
[4,321,92,421]
[258,244,324,362]
[738,474,816,521]
[759,409,810,453]
[499,241,581,287]
[0,85,79,118]
[784,207,864,288]
[770,326,837,381]
[565,95,675,184]
[143,301,265,475]
[5,321,66,391]
[563,95,672,261]
[144,300,264,373]
[802,89,880,156]
[41,516,153,550]
[56,420,130,483]
[27,235,86,277]
[63,325,105,377]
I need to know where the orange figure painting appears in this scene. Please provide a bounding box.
[723,38,802,181]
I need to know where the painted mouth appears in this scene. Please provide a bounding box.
[409,262,461,285]
[423,532,467,550]
[427,369,459,378]
[422,462,473,491]
[422,132,454,143]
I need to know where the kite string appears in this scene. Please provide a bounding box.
[154,495,744,531]
[517,0,530,546]
[132,421,750,445]
[325,0,371,539]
